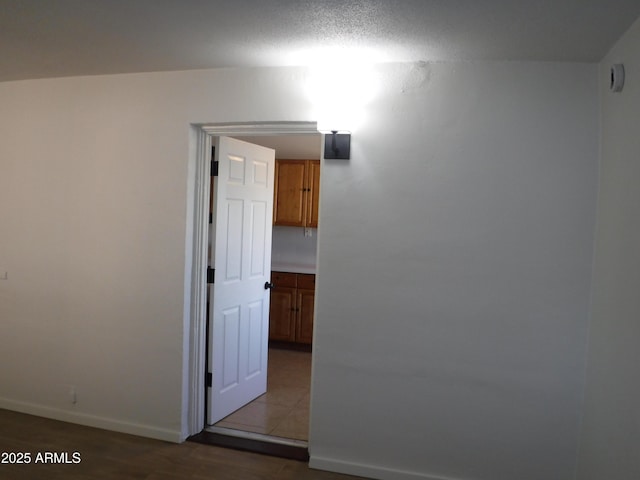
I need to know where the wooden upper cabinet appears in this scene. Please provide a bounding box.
[306,160,321,228]
[274,159,320,227]
[274,160,306,226]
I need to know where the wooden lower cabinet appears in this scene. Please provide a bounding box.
[269,286,297,342]
[269,272,315,345]
[295,289,315,344]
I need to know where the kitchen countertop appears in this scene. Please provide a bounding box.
[271,262,317,275]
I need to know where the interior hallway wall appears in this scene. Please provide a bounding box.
[0,60,600,480]
[0,67,314,441]
[576,16,640,480]
[311,61,599,480]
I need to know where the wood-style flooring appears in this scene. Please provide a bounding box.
[0,408,365,480]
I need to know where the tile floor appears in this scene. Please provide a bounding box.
[214,348,311,441]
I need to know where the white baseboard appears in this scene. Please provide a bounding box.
[309,455,461,480]
[0,397,182,443]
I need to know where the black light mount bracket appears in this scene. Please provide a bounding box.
[324,131,351,160]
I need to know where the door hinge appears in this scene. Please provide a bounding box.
[211,159,219,177]
[207,267,215,284]
[209,212,213,224]
[205,372,212,388]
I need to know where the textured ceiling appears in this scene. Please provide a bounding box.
[2,0,640,82]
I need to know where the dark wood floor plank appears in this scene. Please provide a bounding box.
[0,409,366,480]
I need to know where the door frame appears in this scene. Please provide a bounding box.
[186,121,319,437]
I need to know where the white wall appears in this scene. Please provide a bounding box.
[311,62,599,480]
[0,61,599,480]
[0,67,315,441]
[272,226,318,268]
[576,17,640,480]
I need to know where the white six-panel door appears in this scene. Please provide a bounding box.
[207,136,275,425]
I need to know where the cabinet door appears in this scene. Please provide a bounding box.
[296,289,315,344]
[307,160,321,228]
[274,160,307,226]
[269,287,297,342]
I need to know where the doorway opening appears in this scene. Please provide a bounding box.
[208,133,320,446]
[186,122,322,456]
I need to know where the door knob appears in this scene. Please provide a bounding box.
[264,282,274,290]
